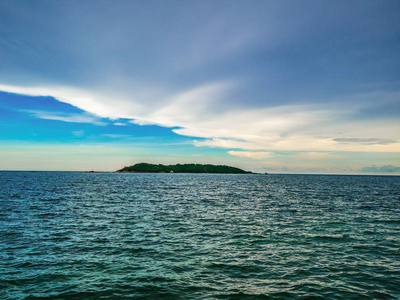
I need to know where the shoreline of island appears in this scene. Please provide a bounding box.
[116,163,255,174]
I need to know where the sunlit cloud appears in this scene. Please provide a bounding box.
[228,151,274,160]
[3,83,400,156]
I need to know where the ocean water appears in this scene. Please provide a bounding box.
[1,172,399,299]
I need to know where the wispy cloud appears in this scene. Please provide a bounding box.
[0,84,143,120]
[23,110,107,125]
[72,130,85,137]
[332,138,397,145]
[101,134,132,139]
[228,151,274,160]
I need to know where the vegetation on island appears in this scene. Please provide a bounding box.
[117,163,252,174]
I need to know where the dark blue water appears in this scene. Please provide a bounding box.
[1,172,399,299]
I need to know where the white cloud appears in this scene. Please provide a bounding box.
[72,130,85,137]
[131,81,235,127]
[194,138,259,150]
[0,84,143,120]
[228,151,274,160]
[2,83,400,155]
[102,134,132,139]
[130,119,158,126]
[23,110,106,125]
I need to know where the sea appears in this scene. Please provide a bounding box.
[1,171,399,299]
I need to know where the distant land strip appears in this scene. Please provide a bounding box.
[117,163,253,174]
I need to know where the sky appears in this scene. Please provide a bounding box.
[0,0,399,173]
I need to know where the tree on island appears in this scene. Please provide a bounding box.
[117,163,252,174]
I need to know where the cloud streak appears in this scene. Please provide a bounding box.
[332,138,398,145]
[24,110,106,125]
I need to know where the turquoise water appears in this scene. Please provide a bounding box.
[1,172,399,299]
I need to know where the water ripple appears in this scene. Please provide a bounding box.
[1,172,399,299]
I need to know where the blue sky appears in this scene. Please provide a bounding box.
[0,0,399,173]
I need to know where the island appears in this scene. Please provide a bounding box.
[117,163,252,174]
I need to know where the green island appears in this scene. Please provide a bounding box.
[117,163,252,174]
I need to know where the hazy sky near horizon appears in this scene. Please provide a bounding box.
[0,0,399,173]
